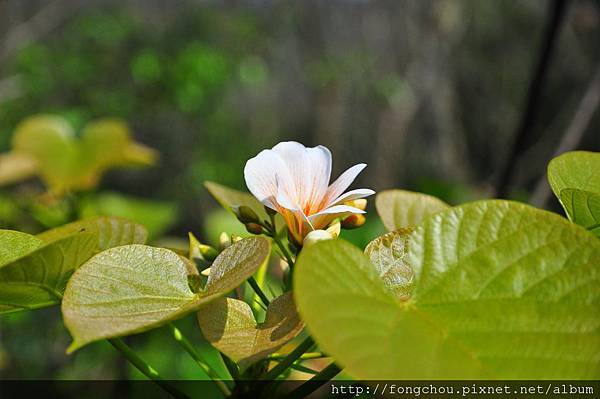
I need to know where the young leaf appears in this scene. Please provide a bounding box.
[548,151,600,235]
[62,237,271,352]
[295,201,600,379]
[197,292,304,370]
[364,228,414,299]
[37,216,148,250]
[0,233,96,313]
[375,189,449,231]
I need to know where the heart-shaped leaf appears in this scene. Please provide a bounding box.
[0,232,97,313]
[548,151,600,236]
[37,216,148,250]
[364,228,414,299]
[62,237,271,352]
[295,201,600,379]
[375,189,449,231]
[197,292,304,370]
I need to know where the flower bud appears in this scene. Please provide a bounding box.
[303,229,335,247]
[245,222,264,235]
[199,244,218,261]
[232,205,260,224]
[341,214,366,229]
[218,232,232,250]
[326,221,341,238]
[264,205,278,217]
[344,198,367,211]
[231,234,243,243]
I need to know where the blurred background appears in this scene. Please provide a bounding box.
[0,0,599,381]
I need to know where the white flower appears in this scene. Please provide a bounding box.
[244,141,374,243]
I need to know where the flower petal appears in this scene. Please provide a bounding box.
[329,188,375,207]
[308,204,365,230]
[322,163,367,207]
[244,149,291,209]
[272,141,332,211]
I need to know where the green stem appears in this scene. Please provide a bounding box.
[109,338,190,399]
[221,353,241,382]
[285,362,342,399]
[167,323,231,397]
[248,276,270,307]
[263,336,314,380]
[268,214,295,268]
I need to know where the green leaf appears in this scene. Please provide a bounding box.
[0,233,97,313]
[295,201,600,379]
[364,228,414,299]
[37,216,148,250]
[375,189,449,231]
[205,181,271,221]
[62,237,271,352]
[548,151,600,235]
[0,230,44,265]
[559,189,600,236]
[197,292,304,370]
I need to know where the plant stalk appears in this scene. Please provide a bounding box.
[109,338,190,399]
[167,323,231,397]
[248,276,270,306]
[285,362,343,399]
[263,336,314,380]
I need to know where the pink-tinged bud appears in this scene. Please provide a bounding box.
[245,222,264,235]
[341,214,366,229]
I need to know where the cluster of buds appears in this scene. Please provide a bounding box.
[340,199,367,229]
[232,205,267,235]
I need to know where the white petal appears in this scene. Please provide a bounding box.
[324,163,367,206]
[244,149,291,209]
[329,188,375,207]
[308,204,364,230]
[272,141,332,209]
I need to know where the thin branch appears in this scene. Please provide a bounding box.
[285,362,343,399]
[495,0,568,198]
[109,338,190,399]
[531,65,600,207]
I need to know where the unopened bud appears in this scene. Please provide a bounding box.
[199,244,218,261]
[200,267,211,277]
[188,232,202,261]
[231,235,243,243]
[326,221,341,238]
[233,205,260,224]
[344,199,367,211]
[245,222,264,235]
[303,229,335,247]
[218,232,232,250]
[264,205,278,217]
[341,214,366,229]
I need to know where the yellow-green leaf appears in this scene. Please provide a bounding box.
[548,151,600,236]
[295,201,600,379]
[62,237,271,352]
[364,228,414,299]
[198,292,304,370]
[37,216,148,251]
[0,233,96,313]
[375,189,449,231]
